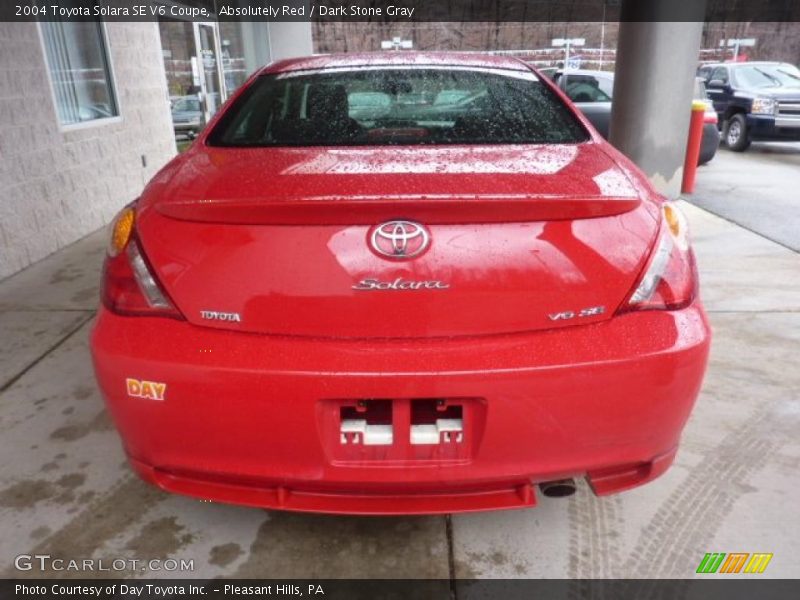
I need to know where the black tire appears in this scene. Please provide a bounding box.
[698,145,717,165]
[723,113,751,152]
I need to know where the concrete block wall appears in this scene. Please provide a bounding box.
[0,22,176,280]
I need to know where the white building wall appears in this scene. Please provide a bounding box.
[0,22,176,280]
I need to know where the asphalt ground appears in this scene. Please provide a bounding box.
[689,141,800,252]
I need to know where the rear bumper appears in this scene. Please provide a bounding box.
[172,122,201,134]
[90,304,710,514]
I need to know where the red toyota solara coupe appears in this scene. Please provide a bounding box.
[90,52,710,514]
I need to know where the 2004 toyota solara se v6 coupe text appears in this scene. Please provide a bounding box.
[90,53,711,514]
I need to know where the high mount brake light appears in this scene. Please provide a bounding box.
[101,206,183,319]
[620,202,698,312]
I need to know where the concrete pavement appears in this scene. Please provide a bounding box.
[0,204,798,579]
[451,202,800,579]
[688,142,800,252]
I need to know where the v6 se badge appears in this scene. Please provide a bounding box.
[126,378,166,401]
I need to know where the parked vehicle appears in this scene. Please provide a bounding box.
[170,95,203,138]
[693,78,722,165]
[546,69,719,164]
[698,61,800,151]
[91,53,710,515]
[544,68,613,137]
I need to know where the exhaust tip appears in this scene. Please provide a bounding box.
[539,478,577,498]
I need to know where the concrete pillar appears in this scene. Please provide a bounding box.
[267,22,314,61]
[609,1,706,198]
[240,22,272,73]
[239,22,313,75]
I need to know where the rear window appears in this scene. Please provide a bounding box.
[207,67,588,147]
[562,74,613,103]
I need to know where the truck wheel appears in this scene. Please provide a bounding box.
[724,114,751,151]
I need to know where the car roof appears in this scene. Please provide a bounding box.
[261,52,532,75]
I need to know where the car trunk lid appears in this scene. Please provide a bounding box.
[136,143,658,338]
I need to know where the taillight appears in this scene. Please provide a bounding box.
[703,101,718,125]
[620,202,698,312]
[101,205,183,319]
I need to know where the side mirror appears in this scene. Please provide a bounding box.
[707,79,726,89]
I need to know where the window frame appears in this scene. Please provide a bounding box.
[37,21,122,132]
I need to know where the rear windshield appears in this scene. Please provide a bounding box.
[207,67,589,147]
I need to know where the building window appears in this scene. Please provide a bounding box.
[40,22,118,126]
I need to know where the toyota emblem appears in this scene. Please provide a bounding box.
[369,220,431,260]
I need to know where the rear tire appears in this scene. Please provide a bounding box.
[698,145,716,165]
[724,114,751,152]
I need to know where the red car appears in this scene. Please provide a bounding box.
[91,53,710,515]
